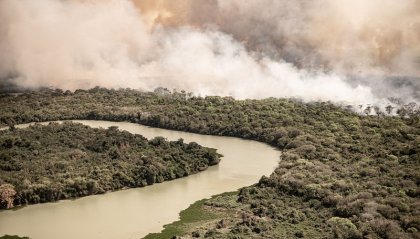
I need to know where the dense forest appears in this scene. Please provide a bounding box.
[0,122,221,209]
[0,88,419,238]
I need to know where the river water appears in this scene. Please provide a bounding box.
[0,121,280,239]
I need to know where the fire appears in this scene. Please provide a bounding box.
[132,0,191,28]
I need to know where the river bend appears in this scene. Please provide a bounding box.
[0,120,280,239]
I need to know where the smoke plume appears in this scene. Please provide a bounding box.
[0,0,419,107]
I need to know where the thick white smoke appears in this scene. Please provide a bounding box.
[0,0,155,89]
[0,0,418,107]
[140,29,381,105]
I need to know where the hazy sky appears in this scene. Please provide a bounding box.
[0,0,419,106]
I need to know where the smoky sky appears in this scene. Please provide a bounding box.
[0,0,419,106]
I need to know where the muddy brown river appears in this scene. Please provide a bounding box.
[0,120,280,239]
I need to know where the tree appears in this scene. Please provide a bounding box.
[327,217,361,239]
[0,184,17,209]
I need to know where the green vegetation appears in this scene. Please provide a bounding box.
[0,122,221,209]
[149,191,331,239]
[144,192,239,239]
[0,88,419,238]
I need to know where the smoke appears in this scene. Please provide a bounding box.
[0,0,419,107]
[136,0,420,76]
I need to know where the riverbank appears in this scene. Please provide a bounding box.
[0,89,418,238]
[144,191,239,239]
[0,120,280,239]
[144,189,331,238]
[0,122,221,209]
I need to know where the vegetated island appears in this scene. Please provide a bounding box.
[0,122,221,209]
[0,236,29,239]
[0,88,419,238]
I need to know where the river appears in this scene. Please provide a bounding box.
[0,120,280,239]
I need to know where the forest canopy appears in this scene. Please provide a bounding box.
[0,88,418,238]
[0,122,221,209]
